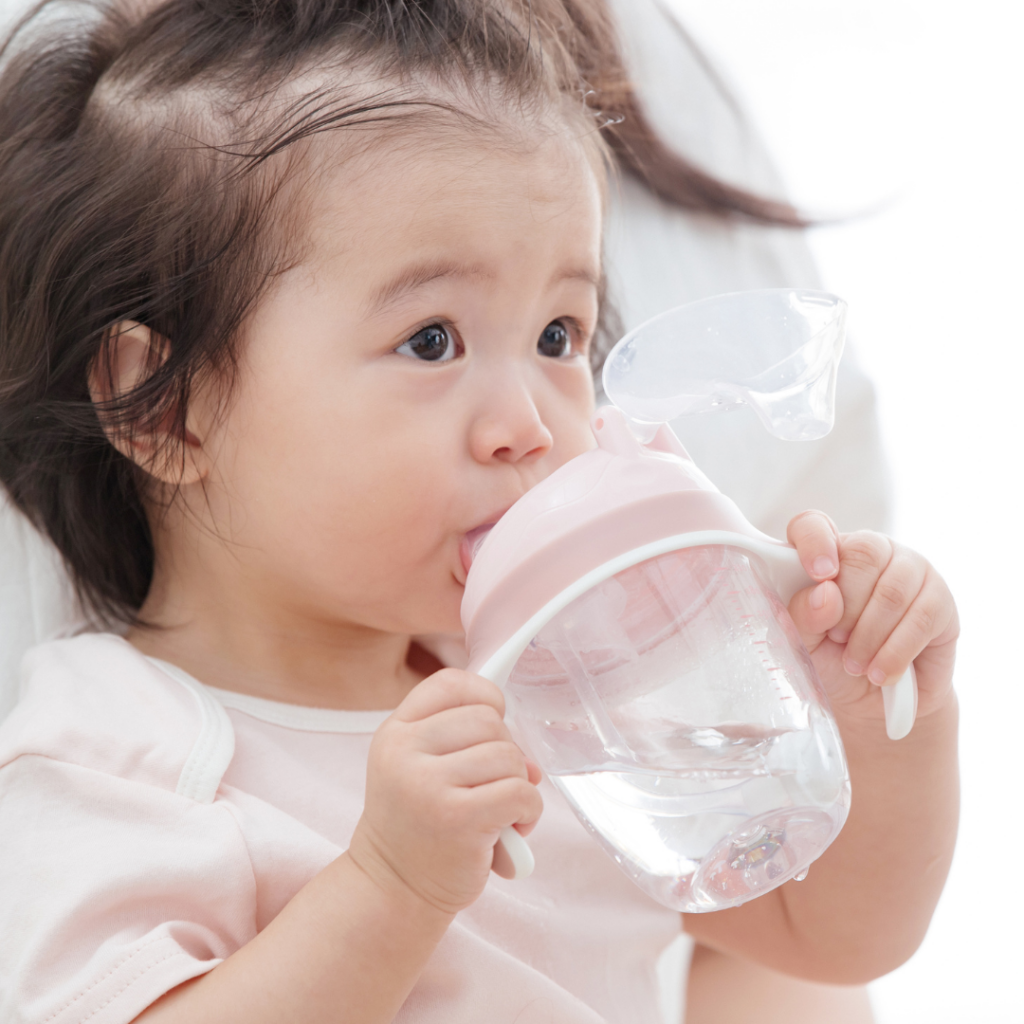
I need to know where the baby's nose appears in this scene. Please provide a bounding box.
[468,388,553,466]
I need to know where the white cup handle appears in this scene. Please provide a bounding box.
[494,826,535,879]
[882,663,918,740]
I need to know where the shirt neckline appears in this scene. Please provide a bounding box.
[146,656,392,734]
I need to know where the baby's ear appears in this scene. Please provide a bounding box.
[88,321,207,486]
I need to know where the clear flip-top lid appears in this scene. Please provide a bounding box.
[602,288,847,441]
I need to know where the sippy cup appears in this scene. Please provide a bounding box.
[462,289,918,913]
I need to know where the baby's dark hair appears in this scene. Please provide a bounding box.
[0,0,800,625]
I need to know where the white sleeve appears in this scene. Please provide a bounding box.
[0,754,257,1024]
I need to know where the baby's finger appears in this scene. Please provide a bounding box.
[395,668,505,724]
[412,702,511,755]
[442,740,531,788]
[827,532,895,644]
[466,775,544,832]
[787,579,843,653]
[842,546,927,677]
[862,568,951,686]
[486,780,545,879]
[786,510,841,581]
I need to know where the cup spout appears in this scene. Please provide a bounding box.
[602,288,847,441]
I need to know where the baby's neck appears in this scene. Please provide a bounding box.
[128,594,427,712]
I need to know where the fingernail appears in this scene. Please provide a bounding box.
[828,627,850,644]
[845,659,863,676]
[812,556,837,578]
[869,667,887,686]
[810,584,828,609]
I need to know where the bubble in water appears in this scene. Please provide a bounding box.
[690,727,728,749]
[728,825,785,871]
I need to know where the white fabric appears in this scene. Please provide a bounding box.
[0,500,81,721]
[0,634,687,1023]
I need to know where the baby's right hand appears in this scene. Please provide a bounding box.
[347,669,543,916]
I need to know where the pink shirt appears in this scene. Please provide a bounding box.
[0,634,686,1023]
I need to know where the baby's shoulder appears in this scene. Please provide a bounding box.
[0,633,233,802]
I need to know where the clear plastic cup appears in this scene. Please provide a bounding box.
[504,543,850,912]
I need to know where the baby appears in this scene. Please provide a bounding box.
[0,1,958,1022]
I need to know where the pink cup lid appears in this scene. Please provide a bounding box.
[462,407,809,684]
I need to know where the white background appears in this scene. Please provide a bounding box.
[667,1,1023,1021]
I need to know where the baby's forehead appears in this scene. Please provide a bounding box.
[293,89,607,235]
[301,125,604,261]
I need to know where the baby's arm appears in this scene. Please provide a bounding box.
[686,943,875,1024]
[134,671,542,1023]
[685,513,959,983]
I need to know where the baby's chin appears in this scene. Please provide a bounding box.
[370,574,466,641]
[409,588,467,640]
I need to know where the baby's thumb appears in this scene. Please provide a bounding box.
[788,579,843,653]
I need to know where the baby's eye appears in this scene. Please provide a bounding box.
[537,320,572,359]
[395,323,457,362]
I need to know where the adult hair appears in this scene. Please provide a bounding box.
[0,0,799,625]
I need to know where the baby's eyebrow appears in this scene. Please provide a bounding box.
[366,258,600,315]
[367,258,491,314]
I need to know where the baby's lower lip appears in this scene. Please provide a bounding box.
[459,523,495,576]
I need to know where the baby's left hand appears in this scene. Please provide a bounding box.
[785,511,959,726]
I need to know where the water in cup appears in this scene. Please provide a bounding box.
[505,544,850,912]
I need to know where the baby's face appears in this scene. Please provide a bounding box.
[198,131,602,637]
